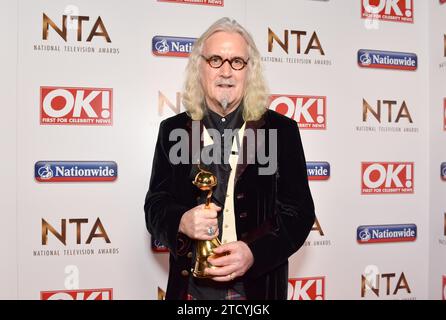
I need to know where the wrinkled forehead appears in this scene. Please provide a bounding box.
[202,31,249,57]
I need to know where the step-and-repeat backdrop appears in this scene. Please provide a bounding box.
[0,0,18,301]
[429,0,446,300]
[0,0,445,300]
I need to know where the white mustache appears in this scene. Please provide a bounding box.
[215,80,235,86]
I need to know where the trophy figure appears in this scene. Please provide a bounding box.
[191,165,222,278]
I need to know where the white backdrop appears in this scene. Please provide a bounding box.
[428,0,446,300]
[0,0,444,300]
[0,0,17,300]
[253,0,430,300]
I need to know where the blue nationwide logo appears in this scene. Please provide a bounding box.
[357,224,417,244]
[151,237,168,253]
[152,36,196,57]
[442,162,446,181]
[35,161,117,182]
[358,49,417,71]
[307,162,330,181]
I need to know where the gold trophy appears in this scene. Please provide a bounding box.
[191,165,222,278]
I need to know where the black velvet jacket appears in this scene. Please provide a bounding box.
[144,109,315,300]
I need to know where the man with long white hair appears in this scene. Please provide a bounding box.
[145,17,315,300]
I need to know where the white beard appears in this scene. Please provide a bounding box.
[220,98,228,110]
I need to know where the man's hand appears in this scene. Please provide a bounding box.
[205,241,254,282]
[178,203,221,240]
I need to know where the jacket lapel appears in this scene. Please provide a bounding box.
[186,118,204,181]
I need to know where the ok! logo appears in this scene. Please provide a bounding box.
[361,162,414,195]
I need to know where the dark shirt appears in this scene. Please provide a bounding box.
[188,104,246,300]
[201,105,244,208]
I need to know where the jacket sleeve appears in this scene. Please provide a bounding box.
[144,120,191,259]
[245,120,315,279]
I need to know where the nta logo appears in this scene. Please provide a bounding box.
[268,28,324,55]
[361,270,411,298]
[158,91,183,116]
[363,99,413,123]
[443,34,446,57]
[158,287,166,300]
[311,217,324,236]
[42,218,111,245]
[444,35,446,57]
[42,13,111,42]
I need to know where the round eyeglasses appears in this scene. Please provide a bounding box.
[201,55,249,70]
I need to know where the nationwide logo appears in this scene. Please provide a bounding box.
[35,161,117,182]
[157,0,224,6]
[40,87,113,126]
[441,163,446,181]
[307,162,330,181]
[269,95,327,129]
[152,36,196,58]
[357,224,417,244]
[361,270,411,298]
[41,288,113,300]
[151,237,169,253]
[288,277,325,300]
[358,49,417,71]
[361,162,414,194]
[361,0,414,23]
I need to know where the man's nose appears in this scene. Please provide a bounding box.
[219,60,233,77]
